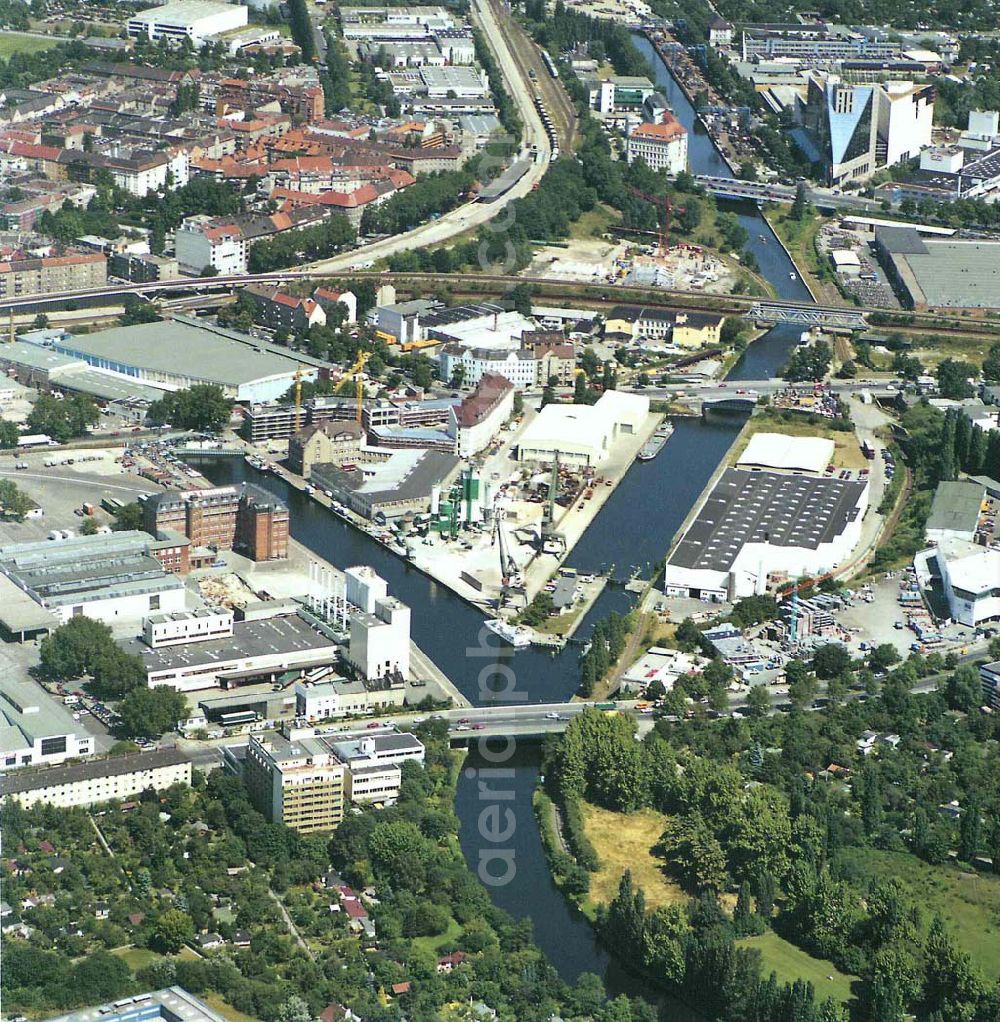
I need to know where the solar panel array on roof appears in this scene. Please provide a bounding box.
[669,469,866,573]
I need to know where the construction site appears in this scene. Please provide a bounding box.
[526,233,735,292]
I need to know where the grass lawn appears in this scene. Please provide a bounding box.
[728,410,867,470]
[411,915,462,954]
[112,947,160,971]
[737,931,858,1004]
[111,945,200,971]
[581,802,688,909]
[764,209,832,303]
[568,203,621,242]
[202,994,259,1022]
[836,848,1000,982]
[910,331,997,370]
[0,32,59,56]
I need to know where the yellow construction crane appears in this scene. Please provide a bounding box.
[333,350,372,424]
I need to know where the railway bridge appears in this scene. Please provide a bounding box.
[746,300,868,330]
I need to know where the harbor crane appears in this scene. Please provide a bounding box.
[539,452,566,554]
[626,186,686,256]
[333,350,372,423]
[492,504,526,607]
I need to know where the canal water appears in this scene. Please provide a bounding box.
[195,36,815,1001]
[628,31,815,307]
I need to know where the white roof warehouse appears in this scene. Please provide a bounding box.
[47,316,316,402]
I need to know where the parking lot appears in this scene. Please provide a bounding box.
[0,452,161,544]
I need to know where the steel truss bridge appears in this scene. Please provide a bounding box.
[746,300,868,330]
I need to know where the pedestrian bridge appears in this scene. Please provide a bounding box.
[746,301,868,330]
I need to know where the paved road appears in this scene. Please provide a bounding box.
[172,641,994,768]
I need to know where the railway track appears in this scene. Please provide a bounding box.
[489,0,576,151]
[3,269,999,341]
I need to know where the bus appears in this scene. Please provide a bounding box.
[101,497,125,513]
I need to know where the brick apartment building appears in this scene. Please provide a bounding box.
[142,484,288,561]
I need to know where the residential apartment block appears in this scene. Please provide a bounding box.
[0,251,106,300]
[240,725,424,831]
[0,748,192,808]
[245,285,327,334]
[244,729,348,833]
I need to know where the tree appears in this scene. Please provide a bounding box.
[868,644,899,672]
[146,384,231,432]
[40,617,120,680]
[863,945,921,1022]
[983,341,1000,383]
[0,420,18,448]
[659,813,728,891]
[675,617,702,651]
[923,915,983,1020]
[0,479,33,520]
[958,796,981,863]
[745,684,771,717]
[120,295,162,325]
[936,358,977,400]
[642,904,690,983]
[787,660,818,709]
[783,341,831,383]
[112,501,145,531]
[732,880,763,936]
[27,393,98,441]
[944,664,982,712]
[603,869,645,954]
[117,686,188,737]
[505,283,534,316]
[71,951,133,1004]
[753,869,775,919]
[859,760,883,838]
[790,181,809,221]
[368,820,429,886]
[987,814,1000,876]
[274,996,313,1022]
[812,643,851,680]
[152,908,195,954]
